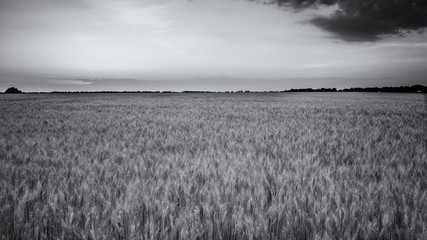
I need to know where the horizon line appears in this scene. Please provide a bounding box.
[2,85,426,94]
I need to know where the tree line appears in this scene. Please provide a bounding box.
[3,85,426,94]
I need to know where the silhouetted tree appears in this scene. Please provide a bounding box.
[5,87,22,93]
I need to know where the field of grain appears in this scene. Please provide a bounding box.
[0,92,426,240]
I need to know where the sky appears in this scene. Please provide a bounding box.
[0,0,426,92]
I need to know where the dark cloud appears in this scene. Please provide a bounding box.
[309,13,395,41]
[272,0,427,41]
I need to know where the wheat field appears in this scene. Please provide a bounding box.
[0,92,426,240]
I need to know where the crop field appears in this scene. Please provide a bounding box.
[0,92,426,240]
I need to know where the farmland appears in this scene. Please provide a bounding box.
[0,92,426,239]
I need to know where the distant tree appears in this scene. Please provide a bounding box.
[5,87,22,94]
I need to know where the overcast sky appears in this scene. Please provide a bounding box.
[0,0,426,92]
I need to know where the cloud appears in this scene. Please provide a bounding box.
[309,14,394,42]
[48,79,94,85]
[94,0,176,29]
[270,0,427,41]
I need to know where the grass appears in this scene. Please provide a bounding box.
[0,92,426,240]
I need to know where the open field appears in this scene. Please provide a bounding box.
[0,92,426,240]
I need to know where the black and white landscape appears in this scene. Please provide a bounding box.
[0,0,426,239]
